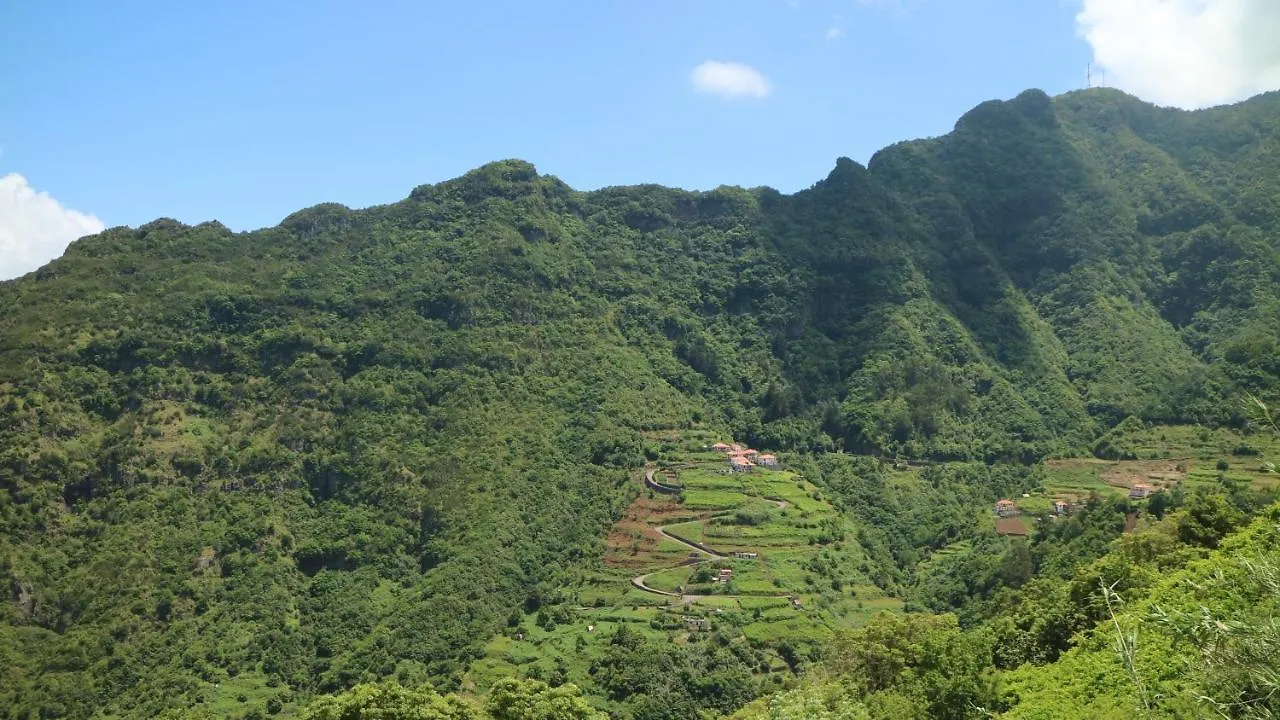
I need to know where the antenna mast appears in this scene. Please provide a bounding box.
[1087,62,1093,89]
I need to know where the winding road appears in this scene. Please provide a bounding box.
[630,468,790,604]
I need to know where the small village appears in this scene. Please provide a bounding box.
[628,439,787,622]
[992,462,1177,536]
[594,433,894,637]
[711,442,779,472]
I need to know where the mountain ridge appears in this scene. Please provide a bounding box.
[3,86,1280,718]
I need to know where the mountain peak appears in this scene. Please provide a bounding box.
[410,159,543,203]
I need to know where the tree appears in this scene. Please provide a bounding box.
[825,612,998,719]
[300,682,478,720]
[1172,490,1244,549]
[484,678,605,720]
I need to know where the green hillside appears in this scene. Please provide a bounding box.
[3,87,1280,719]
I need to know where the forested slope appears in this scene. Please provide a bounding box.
[733,499,1280,719]
[2,87,1279,718]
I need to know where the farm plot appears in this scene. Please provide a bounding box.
[532,449,906,706]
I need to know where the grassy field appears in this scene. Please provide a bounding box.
[1042,459,1118,496]
[1113,424,1280,461]
[995,424,1280,523]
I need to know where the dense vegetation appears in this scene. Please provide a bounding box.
[3,86,1280,718]
[735,484,1280,719]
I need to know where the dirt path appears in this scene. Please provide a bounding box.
[628,516,724,598]
[630,568,709,605]
[629,467,791,605]
[629,548,717,604]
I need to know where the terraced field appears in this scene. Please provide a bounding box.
[987,424,1278,533]
[465,436,902,696]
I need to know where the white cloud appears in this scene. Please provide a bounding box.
[1077,0,1280,108]
[690,61,773,100]
[0,173,105,280]
[826,26,844,39]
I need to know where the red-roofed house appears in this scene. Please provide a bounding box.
[1129,484,1152,499]
[757,454,778,467]
[728,456,754,473]
[712,442,731,452]
[994,499,1017,517]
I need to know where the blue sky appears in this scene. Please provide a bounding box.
[2,0,1278,278]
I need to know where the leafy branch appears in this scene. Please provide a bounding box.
[1102,579,1152,716]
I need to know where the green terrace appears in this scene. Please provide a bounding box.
[466,438,899,699]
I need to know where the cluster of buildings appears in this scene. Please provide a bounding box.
[994,484,1158,520]
[995,498,1075,518]
[711,442,778,472]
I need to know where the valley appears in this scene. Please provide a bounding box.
[462,421,1279,716]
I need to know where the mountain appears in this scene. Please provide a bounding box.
[2,87,1279,719]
